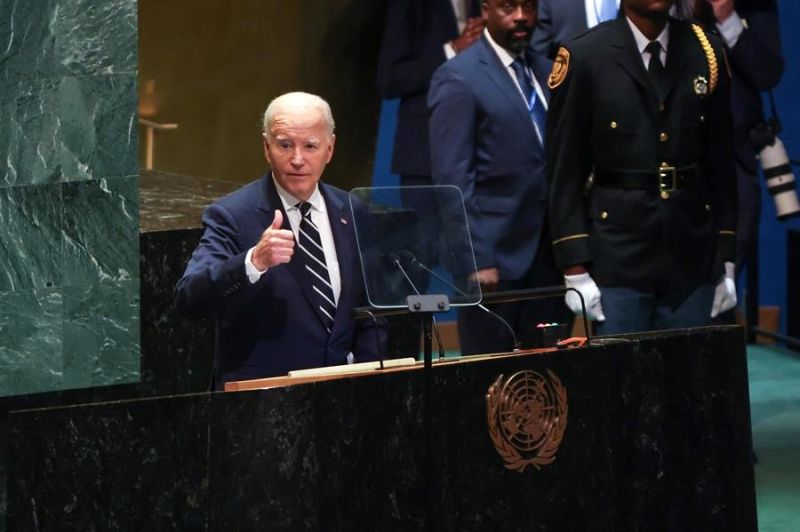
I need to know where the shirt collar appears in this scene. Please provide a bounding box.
[625,17,670,56]
[483,27,521,68]
[272,174,324,213]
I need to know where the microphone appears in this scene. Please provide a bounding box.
[395,250,520,351]
[387,252,446,359]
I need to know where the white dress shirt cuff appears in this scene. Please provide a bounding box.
[716,11,745,48]
[244,247,267,284]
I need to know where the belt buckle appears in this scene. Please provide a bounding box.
[658,165,677,193]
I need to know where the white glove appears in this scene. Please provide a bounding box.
[710,261,737,318]
[564,272,605,321]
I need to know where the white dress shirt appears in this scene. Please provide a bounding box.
[245,178,341,305]
[626,17,669,69]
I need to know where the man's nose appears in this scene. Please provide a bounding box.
[291,148,304,165]
[512,6,531,21]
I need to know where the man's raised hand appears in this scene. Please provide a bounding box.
[251,210,295,270]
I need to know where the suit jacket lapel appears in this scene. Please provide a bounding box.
[257,173,290,229]
[478,36,538,137]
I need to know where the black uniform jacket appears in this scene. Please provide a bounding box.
[546,16,737,299]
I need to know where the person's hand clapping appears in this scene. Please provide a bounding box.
[452,17,486,53]
[706,0,736,22]
[251,210,295,270]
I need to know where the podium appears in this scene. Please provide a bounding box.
[7,326,756,530]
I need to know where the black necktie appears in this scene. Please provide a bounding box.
[297,202,336,333]
[646,41,666,99]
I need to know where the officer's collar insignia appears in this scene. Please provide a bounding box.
[548,47,570,90]
[693,75,709,96]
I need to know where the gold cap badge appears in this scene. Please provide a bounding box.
[486,370,568,472]
[548,47,570,90]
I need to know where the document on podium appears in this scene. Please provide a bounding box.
[287,357,417,377]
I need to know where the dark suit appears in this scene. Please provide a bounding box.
[429,35,565,354]
[532,0,593,59]
[377,0,480,179]
[547,17,737,330]
[705,1,784,274]
[175,174,383,387]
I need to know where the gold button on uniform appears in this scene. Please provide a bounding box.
[700,115,705,123]
[610,121,618,129]
[705,204,711,211]
[661,191,670,199]
[600,211,608,219]
[659,132,669,142]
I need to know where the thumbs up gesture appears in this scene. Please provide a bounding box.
[252,210,295,270]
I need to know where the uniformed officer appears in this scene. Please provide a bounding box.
[545,0,738,334]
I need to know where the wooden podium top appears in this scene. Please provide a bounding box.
[223,346,564,392]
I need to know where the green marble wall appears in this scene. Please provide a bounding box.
[0,0,140,396]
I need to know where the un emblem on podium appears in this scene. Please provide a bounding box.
[486,370,568,472]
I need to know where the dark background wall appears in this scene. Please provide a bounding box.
[137,0,387,190]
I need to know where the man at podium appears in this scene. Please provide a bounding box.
[175,92,385,388]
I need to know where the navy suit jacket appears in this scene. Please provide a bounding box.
[428,35,552,281]
[716,0,784,174]
[175,174,383,387]
[377,0,481,177]
[532,0,591,59]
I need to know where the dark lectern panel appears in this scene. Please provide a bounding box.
[7,327,756,531]
[8,395,211,530]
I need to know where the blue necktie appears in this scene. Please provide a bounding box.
[511,57,547,146]
[599,0,617,23]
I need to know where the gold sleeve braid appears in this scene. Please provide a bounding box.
[691,24,719,93]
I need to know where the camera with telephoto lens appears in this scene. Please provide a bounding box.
[751,118,800,221]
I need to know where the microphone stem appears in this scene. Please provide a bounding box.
[413,260,519,351]
[394,259,421,295]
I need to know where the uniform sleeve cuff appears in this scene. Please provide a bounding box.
[552,234,592,271]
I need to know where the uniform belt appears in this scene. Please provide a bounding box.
[594,165,699,193]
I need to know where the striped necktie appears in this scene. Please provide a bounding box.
[511,57,547,147]
[297,201,336,333]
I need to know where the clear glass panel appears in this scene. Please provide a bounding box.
[349,186,481,309]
